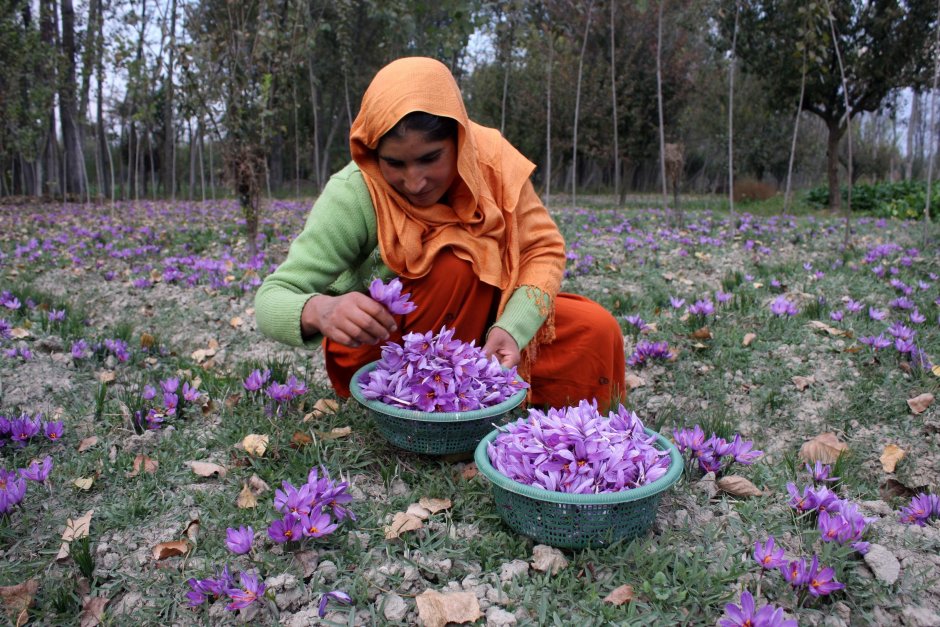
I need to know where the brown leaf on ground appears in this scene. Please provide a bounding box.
[127,454,158,477]
[384,512,424,539]
[200,398,216,416]
[224,393,242,409]
[290,431,313,448]
[807,320,848,337]
[717,475,763,497]
[415,590,482,627]
[303,398,340,422]
[418,497,452,514]
[183,518,200,542]
[406,503,431,520]
[190,347,216,364]
[530,544,569,575]
[240,434,268,457]
[907,393,934,414]
[139,333,155,349]
[880,444,906,473]
[207,338,220,350]
[237,483,258,509]
[742,333,757,346]
[460,463,478,480]
[79,596,109,627]
[879,478,929,501]
[799,433,848,464]
[248,475,269,494]
[625,374,646,389]
[0,579,38,625]
[10,327,30,339]
[187,461,226,478]
[229,316,243,328]
[152,540,190,561]
[691,326,713,340]
[56,510,94,560]
[315,426,352,440]
[603,584,635,605]
[77,436,98,452]
[73,477,94,490]
[96,370,115,384]
[792,375,815,391]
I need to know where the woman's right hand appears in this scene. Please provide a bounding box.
[301,293,397,347]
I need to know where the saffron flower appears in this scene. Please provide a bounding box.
[299,508,338,538]
[624,314,648,331]
[687,299,715,317]
[806,461,839,484]
[769,295,799,317]
[753,537,787,570]
[898,492,940,526]
[318,590,353,618]
[829,310,844,322]
[19,456,53,483]
[844,299,863,314]
[868,307,887,321]
[225,571,265,611]
[719,590,796,627]
[369,277,417,315]
[225,525,254,555]
[243,369,271,392]
[267,514,303,544]
[715,290,732,304]
[673,426,761,475]
[48,309,66,322]
[805,556,845,597]
[627,340,671,368]
[43,420,64,441]
[669,296,685,309]
[859,334,891,351]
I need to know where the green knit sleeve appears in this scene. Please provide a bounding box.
[491,287,550,351]
[254,163,378,348]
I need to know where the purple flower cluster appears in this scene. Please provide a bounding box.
[136,377,204,430]
[719,590,796,627]
[359,327,527,412]
[627,340,671,368]
[752,536,845,599]
[242,369,307,415]
[0,291,21,310]
[786,477,874,554]
[187,567,266,611]
[687,299,715,318]
[0,413,63,447]
[487,401,670,494]
[898,492,940,526]
[268,466,354,544]
[0,468,27,514]
[769,295,799,317]
[673,425,762,474]
[369,277,416,315]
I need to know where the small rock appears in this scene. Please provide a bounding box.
[486,606,518,626]
[833,601,851,624]
[35,336,64,352]
[902,606,940,627]
[499,559,529,583]
[347,530,369,550]
[316,560,338,582]
[694,472,718,500]
[863,543,901,585]
[389,477,409,497]
[110,591,142,616]
[274,586,304,612]
[530,545,568,575]
[485,585,509,604]
[859,500,893,516]
[283,607,319,627]
[381,593,408,622]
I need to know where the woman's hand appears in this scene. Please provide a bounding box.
[483,327,520,368]
[301,293,397,347]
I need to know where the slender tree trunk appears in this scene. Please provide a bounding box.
[827,2,852,247]
[656,0,668,211]
[571,0,595,207]
[906,93,920,181]
[499,22,514,136]
[783,49,808,214]
[610,0,620,203]
[60,0,87,199]
[308,61,323,190]
[923,0,939,239]
[198,123,206,201]
[209,136,216,200]
[188,120,196,200]
[545,35,553,207]
[164,0,178,199]
[727,0,738,217]
[39,0,59,198]
[293,83,300,196]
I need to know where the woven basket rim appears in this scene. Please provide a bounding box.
[349,361,528,424]
[473,426,684,505]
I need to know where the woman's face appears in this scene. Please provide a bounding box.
[377,130,458,207]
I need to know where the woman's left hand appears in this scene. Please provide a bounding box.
[483,327,520,368]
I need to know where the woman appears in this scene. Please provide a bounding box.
[255,57,625,411]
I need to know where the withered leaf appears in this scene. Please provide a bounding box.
[460,463,478,480]
[907,393,934,415]
[799,433,848,464]
[248,475,270,494]
[603,584,635,605]
[224,393,242,409]
[792,375,815,391]
[290,431,313,448]
[0,579,39,624]
[303,398,340,422]
[316,426,352,440]
[807,320,848,337]
[183,518,200,542]
[56,510,94,560]
[625,374,646,389]
[932,364,940,377]
[96,370,115,384]
[418,497,452,514]
[241,434,268,457]
[384,512,424,539]
[294,550,319,579]
[415,590,481,627]
[152,540,190,561]
[716,475,763,497]
[73,477,94,491]
[691,326,713,340]
[879,444,905,474]
[237,483,258,509]
[10,327,30,339]
[79,595,109,627]
[139,333,155,349]
[77,436,98,452]
[406,503,430,520]
[530,544,569,575]
[742,333,757,346]
[229,316,243,328]
[127,454,158,477]
[187,461,227,478]
[200,398,216,416]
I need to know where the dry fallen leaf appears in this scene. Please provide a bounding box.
[907,393,934,415]
[73,477,95,491]
[79,596,109,627]
[237,483,258,509]
[603,584,635,605]
[96,370,115,384]
[229,316,244,328]
[224,393,242,409]
[880,444,906,473]
[0,579,39,625]
[716,475,763,497]
[10,327,30,339]
[406,503,431,520]
[530,544,569,575]
[303,398,340,422]
[418,497,452,514]
[807,320,848,337]
[742,332,757,347]
[316,426,352,440]
[384,512,424,539]
[139,333,155,349]
[799,433,849,463]
[241,434,269,457]
[290,431,313,448]
[187,461,226,478]
[415,590,482,627]
[127,454,158,477]
[932,364,940,377]
[625,374,646,389]
[691,326,713,340]
[792,375,815,391]
[56,510,94,560]
[248,475,270,494]
[460,463,478,480]
[152,540,190,561]
[183,518,201,542]
[77,436,98,452]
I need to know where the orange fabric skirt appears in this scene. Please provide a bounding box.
[324,251,626,412]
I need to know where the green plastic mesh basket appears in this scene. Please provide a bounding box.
[474,428,684,549]
[349,361,527,455]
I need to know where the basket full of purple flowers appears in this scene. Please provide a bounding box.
[349,328,529,455]
[474,401,683,549]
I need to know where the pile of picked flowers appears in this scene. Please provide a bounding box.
[486,401,671,494]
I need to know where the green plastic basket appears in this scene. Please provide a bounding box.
[349,361,528,455]
[474,427,684,549]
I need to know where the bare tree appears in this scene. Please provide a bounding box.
[544,32,553,207]
[924,0,940,239]
[656,0,668,211]
[727,0,738,217]
[610,0,620,203]
[826,1,853,247]
[571,0,595,207]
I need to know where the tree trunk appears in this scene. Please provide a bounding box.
[783,50,807,214]
[544,34,553,207]
[825,118,843,211]
[610,1,620,202]
[308,61,323,191]
[906,92,919,180]
[60,0,87,199]
[163,0,178,199]
[39,0,59,198]
[923,0,939,237]
[727,0,738,217]
[656,0,668,212]
[571,0,595,207]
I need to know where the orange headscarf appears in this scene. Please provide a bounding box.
[349,57,540,302]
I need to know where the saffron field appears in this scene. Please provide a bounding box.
[0,198,939,626]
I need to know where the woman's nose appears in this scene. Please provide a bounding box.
[403,169,425,194]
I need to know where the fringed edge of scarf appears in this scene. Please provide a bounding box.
[517,285,557,383]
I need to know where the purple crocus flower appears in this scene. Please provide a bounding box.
[300,508,338,538]
[182,382,201,403]
[868,307,887,321]
[43,420,64,441]
[225,525,254,555]
[829,310,844,322]
[225,571,265,611]
[161,377,179,395]
[369,277,417,315]
[899,493,940,526]
[243,369,270,392]
[268,514,302,543]
[48,309,66,322]
[805,556,845,597]
[669,296,685,309]
[719,590,796,627]
[844,299,863,314]
[19,456,53,482]
[769,295,799,317]
[753,537,787,570]
[687,299,715,317]
[624,314,648,331]
[715,291,732,303]
[806,461,838,484]
[142,384,157,401]
[910,310,926,324]
[265,382,293,404]
[318,590,353,618]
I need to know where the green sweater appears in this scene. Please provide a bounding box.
[254,162,551,351]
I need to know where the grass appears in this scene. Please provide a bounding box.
[0,196,939,624]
